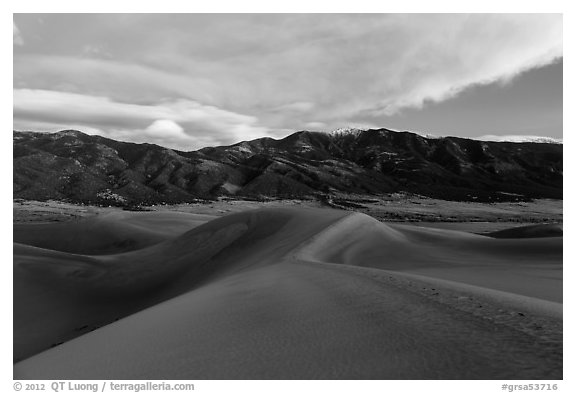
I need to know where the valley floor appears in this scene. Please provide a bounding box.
[13,195,563,231]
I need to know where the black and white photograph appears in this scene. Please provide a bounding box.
[10,6,567,386]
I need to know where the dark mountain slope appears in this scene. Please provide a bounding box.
[13,128,562,204]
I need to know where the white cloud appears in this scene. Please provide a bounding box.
[303,122,327,130]
[144,119,186,138]
[13,89,270,150]
[315,14,563,120]
[13,22,23,45]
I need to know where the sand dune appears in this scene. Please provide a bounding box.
[13,208,345,362]
[13,211,213,254]
[13,207,562,379]
[485,223,563,239]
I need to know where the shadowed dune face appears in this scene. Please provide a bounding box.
[14,207,562,379]
[14,208,347,362]
[13,211,213,255]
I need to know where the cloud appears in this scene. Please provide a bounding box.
[144,119,186,139]
[272,101,316,113]
[13,89,271,150]
[13,55,220,105]
[13,22,23,45]
[313,14,563,120]
[12,14,562,140]
[303,122,327,130]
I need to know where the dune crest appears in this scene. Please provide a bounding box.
[485,223,563,239]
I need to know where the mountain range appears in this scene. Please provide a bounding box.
[13,128,563,205]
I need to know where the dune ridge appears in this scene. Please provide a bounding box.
[14,207,562,379]
[485,223,563,239]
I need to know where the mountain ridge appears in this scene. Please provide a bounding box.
[13,128,563,205]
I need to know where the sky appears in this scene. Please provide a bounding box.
[13,13,563,150]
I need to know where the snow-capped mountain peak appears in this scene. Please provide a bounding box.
[328,127,367,138]
[476,135,562,144]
